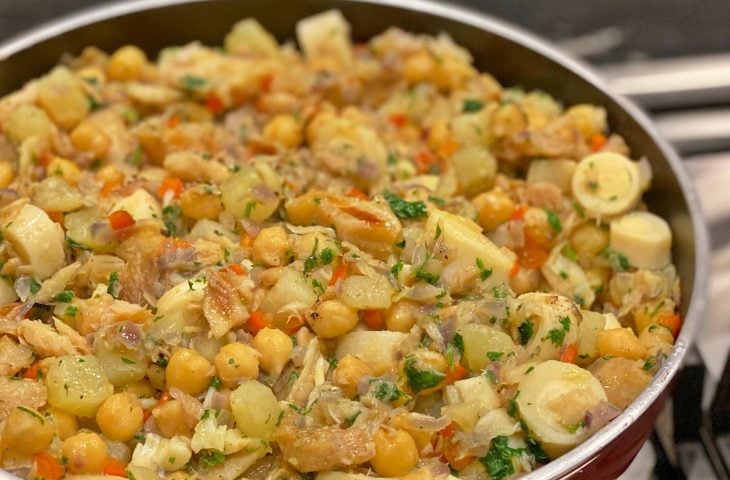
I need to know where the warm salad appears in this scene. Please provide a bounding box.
[0,10,681,480]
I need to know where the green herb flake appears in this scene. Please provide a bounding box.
[210,376,222,390]
[16,406,44,424]
[428,195,446,206]
[480,436,522,480]
[53,290,75,303]
[485,370,498,384]
[463,99,484,113]
[64,305,79,317]
[476,257,493,281]
[121,357,136,365]
[413,266,439,285]
[179,74,207,91]
[518,320,534,345]
[487,351,503,361]
[319,248,335,265]
[545,209,562,233]
[107,271,120,297]
[617,252,631,271]
[450,332,465,355]
[29,278,42,294]
[384,191,428,219]
[390,261,404,278]
[163,204,182,237]
[373,381,404,402]
[343,410,362,427]
[304,238,320,273]
[642,357,656,371]
[566,420,585,434]
[403,355,445,393]
[200,451,225,468]
[561,244,578,262]
[545,328,566,347]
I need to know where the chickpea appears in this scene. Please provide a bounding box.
[46,156,82,185]
[166,348,213,395]
[252,226,290,267]
[251,327,293,377]
[263,114,303,148]
[153,399,192,438]
[639,324,675,357]
[634,298,676,333]
[147,364,166,391]
[96,164,125,185]
[0,162,14,188]
[308,299,359,339]
[370,428,419,477]
[385,299,418,332]
[214,342,260,387]
[107,45,148,81]
[62,432,107,474]
[70,122,111,157]
[403,51,435,85]
[2,406,54,454]
[570,222,609,258]
[96,393,144,441]
[179,187,223,220]
[473,189,514,231]
[123,379,157,398]
[565,104,607,140]
[332,354,373,397]
[46,406,78,440]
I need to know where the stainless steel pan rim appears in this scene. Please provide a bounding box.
[0,1,710,479]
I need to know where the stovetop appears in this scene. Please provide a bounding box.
[2,1,729,479]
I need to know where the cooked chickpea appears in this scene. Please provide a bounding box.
[62,432,107,474]
[639,325,675,357]
[570,222,609,258]
[179,187,223,220]
[308,299,359,339]
[252,226,290,266]
[385,299,418,332]
[403,51,435,85]
[166,348,213,395]
[107,45,148,81]
[370,428,419,477]
[0,162,14,188]
[473,189,514,231]
[263,114,303,148]
[251,327,293,377]
[147,364,166,391]
[96,164,125,184]
[153,399,192,438]
[2,406,54,454]
[214,342,260,386]
[332,354,373,398]
[123,379,156,398]
[96,392,144,441]
[565,104,607,140]
[70,122,111,157]
[46,156,82,185]
[46,406,78,440]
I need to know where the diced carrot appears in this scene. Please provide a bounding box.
[285,315,305,334]
[388,113,408,128]
[509,262,520,278]
[518,244,549,270]
[346,186,368,200]
[23,361,43,380]
[47,211,64,226]
[162,237,192,251]
[510,204,527,221]
[39,151,53,168]
[240,233,254,248]
[258,73,274,93]
[362,309,385,330]
[414,150,437,174]
[108,210,135,230]
[247,310,270,336]
[101,457,127,477]
[205,92,225,115]
[437,138,459,158]
[560,344,579,364]
[329,261,348,286]
[166,114,181,128]
[445,364,469,385]
[442,443,475,471]
[146,391,171,418]
[157,177,184,199]
[439,422,457,440]
[100,180,121,197]
[34,453,64,480]
[591,133,607,151]
[226,264,247,276]
[657,313,681,338]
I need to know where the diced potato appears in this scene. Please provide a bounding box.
[450,145,497,197]
[259,268,318,328]
[220,160,282,221]
[36,66,90,130]
[596,327,647,360]
[45,355,114,417]
[95,341,148,387]
[446,376,501,431]
[32,176,86,212]
[589,357,651,409]
[64,208,114,252]
[111,188,162,222]
[229,380,282,439]
[425,208,512,290]
[335,330,408,375]
[3,104,54,142]
[296,10,352,69]
[225,18,280,57]
[576,310,605,366]
[340,275,393,310]
[450,110,491,147]
[458,323,517,370]
[527,159,577,193]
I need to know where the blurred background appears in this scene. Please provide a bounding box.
[1,1,729,478]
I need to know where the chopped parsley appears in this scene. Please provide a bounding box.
[53,290,75,303]
[617,252,631,271]
[200,451,225,468]
[518,320,534,345]
[463,99,484,113]
[342,410,362,427]
[545,209,562,233]
[29,278,42,294]
[413,264,439,285]
[304,238,320,273]
[450,333,465,355]
[384,191,427,219]
[319,248,335,265]
[120,357,136,365]
[107,271,120,297]
[210,376,222,390]
[372,381,406,402]
[487,351,503,361]
[162,205,182,237]
[642,357,656,371]
[544,316,571,347]
[179,74,207,92]
[64,305,78,317]
[16,406,44,423]
[507,392,519,418]
[566,420,585,433]
[427,195,446,206]
[390,261,404,278]
[561,244,578,262]
[480,436,521,480]
[492,285,508,298]
[403,355,445,393]
[476,257,493,281]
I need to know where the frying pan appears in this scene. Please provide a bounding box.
[0,1,710,478]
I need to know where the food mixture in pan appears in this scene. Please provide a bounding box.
[0,10,681,480]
